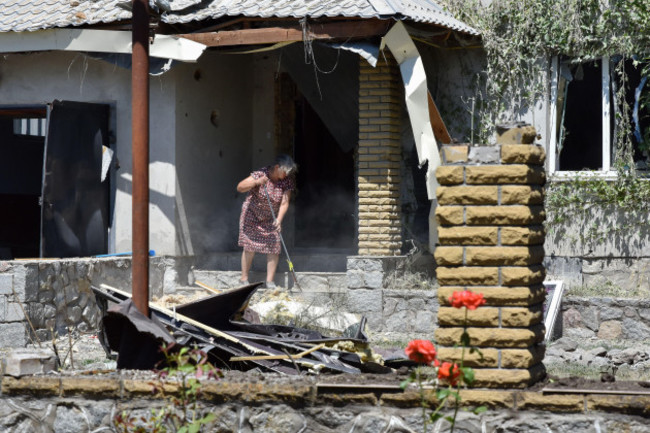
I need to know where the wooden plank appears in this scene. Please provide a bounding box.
[179,20,390,47]
[427,91,452,144]
[230,343,326,362]
[194,280,222,295]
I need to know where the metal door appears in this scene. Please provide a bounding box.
[40,101,110,257]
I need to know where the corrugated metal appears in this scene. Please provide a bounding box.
[0,0,478,35]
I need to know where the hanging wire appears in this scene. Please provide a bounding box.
[300,17,341,100]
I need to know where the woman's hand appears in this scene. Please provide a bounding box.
[237,174,268,193]
[273,219,282,232]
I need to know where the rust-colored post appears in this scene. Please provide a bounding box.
[131,0,150,317]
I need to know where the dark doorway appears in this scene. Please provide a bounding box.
[0,101,111,259]
[294,95,355,250]
[0,107,47,258]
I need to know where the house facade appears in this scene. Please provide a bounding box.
[0,0,482,275]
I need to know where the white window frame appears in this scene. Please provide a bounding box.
[548,56,616,178]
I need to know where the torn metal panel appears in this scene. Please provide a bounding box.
[174,283,262,330]
[102,298,175,370]
[382,21,441,200]
[92,283,387,375]
[0,29,206,62]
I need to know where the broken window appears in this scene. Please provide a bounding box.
[550,56,650,173]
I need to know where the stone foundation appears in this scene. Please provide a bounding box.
[1,373,649,432]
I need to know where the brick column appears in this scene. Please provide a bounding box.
[434,144,547,388]
[357,52,402,256]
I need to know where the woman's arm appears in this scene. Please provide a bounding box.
[237,174,267,193]
[274,191,292,229]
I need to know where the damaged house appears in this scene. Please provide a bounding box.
[0,0,481,285]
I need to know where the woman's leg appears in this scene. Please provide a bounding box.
[241,250,255,282]
[266,253,280,284]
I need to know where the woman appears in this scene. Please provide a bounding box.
[237,154,297,288]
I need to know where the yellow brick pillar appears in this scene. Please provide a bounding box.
[434,143,547,388]
[357,52,403,256]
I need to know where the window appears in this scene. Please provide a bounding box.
[549,56,650,175]
[13,117,47,137]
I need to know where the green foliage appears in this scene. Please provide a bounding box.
[114,344,223,433]
[545,169,650,244]
[440,0,650,147]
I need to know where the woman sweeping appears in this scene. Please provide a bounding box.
[236,154,297,288]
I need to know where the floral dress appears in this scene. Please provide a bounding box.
[238,167,295,254]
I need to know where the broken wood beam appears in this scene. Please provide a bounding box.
[179,20,390,47]
[229,343,326,362]
[428,91,452,144]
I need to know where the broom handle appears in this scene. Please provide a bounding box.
[263,184,302,290]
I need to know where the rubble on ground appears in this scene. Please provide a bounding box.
[92,282,401,374]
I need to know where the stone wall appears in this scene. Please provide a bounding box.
[433,143,547,388]
[0,254,440,347]
[561,296,650,341]
[0,257,181,347]
[1,373,649,433]
[357,52,403,255]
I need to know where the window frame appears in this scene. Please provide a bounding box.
[548,56,616,177]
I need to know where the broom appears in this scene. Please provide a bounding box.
[263,184,303,291]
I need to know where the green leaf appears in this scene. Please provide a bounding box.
[460,331,471,347]
[474,405,488,414]
[436,388,451,400]
[461,367,475,385]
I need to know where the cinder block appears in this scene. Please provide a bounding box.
[465,165,546,185]
[465,205,545,225]
[437,285,546,307]
[0,323,26,347]
[468,146,500,164]
[2,348,57,376]
[435,166,465,185]
[437,186,499,205]
[0,274,13,295]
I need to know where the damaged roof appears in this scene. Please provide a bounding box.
[0,0,478,35]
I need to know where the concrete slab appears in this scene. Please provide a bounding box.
[2,347,58,377]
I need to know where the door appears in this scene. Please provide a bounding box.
[40,101,110,257]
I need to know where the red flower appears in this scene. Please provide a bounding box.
[405,340,437,365]
[438,361,462,385]
[449,290,486,310]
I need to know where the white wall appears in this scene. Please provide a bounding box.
[173,51,258,256]
[0,51,177,255]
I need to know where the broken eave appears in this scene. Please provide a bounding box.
[175,18,393,47]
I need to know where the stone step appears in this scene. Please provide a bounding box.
[191,270,348,292]
[190,252,349,273]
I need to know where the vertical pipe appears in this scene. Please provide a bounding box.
[131,0,150,317]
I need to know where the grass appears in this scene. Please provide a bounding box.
[566,281,650,298]
[545,362,650,381]
[384,271,438,291]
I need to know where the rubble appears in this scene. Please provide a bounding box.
[92,283,401,375]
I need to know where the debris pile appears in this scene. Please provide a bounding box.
[92,283,399,375]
